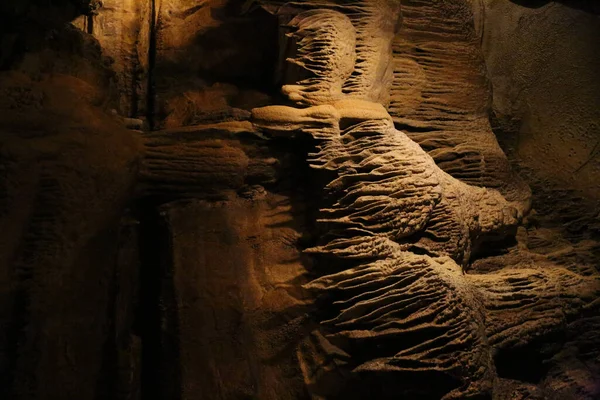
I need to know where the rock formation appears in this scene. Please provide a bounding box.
[253,3,600,398]
[0,0,599,399]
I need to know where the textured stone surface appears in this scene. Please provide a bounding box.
[475,0,600,200]
[153,0,278,129]
[389,0,530,205]
[0,0,599,399]
[73,0,152,117]
[156,196,310,400]
[252,3,600,398]
[139,122,278,199]
[0,10,144,398]
[0,71,142,398]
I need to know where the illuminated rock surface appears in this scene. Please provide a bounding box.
[0,0,599,399]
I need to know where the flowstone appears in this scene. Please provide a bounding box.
[252,4,600,398]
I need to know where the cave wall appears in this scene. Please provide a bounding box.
[154,0,277,128]
[73,0,152,118]
[474,0,600,200]
[389,0,530,205]
[70,0,278,127]
[154,197,309,400]
[1,0,599,399]
[0,2,144,399]
[0,70,142,399]
[250,3,599,398]
[0,2,292,398]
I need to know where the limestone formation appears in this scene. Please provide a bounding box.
[139,121,278,199]
[252,4,600,398]
[389,0,531,205]
[281,10,357,105]
[72,0,152,117]
[1,1,599,399]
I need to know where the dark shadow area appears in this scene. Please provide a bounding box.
[0,0,95,68]
[494,329,566,384]
[335,368,464,400]
[495,346,549,383]
[494,331,565,384]
[470,232,518,262]
[508,0,600,13]
[135,200,182,400]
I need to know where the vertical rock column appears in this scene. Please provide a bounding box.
[74,0,152,118]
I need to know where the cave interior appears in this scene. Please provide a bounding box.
[0,0,599,399]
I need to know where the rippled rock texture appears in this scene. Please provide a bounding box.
[253,2,600,398]
[0,1,599,399]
